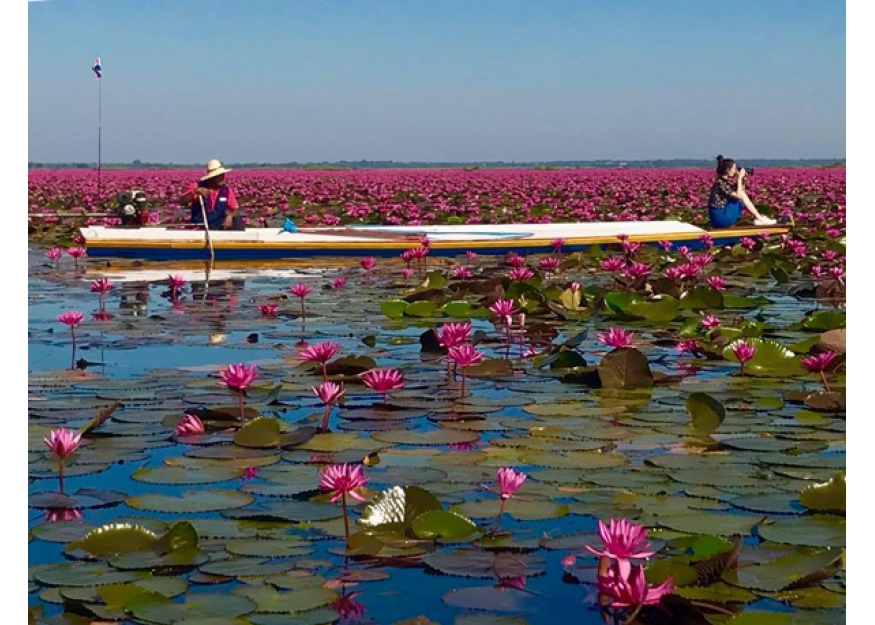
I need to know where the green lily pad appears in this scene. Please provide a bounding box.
[68,522,158,556]
[685,392,725,434]
[380,300,408,319]
[598,347,654,390]
[451,499,569,521]
[724,548,843,592]
[424,550,545,579]
[723,339,806,377]
[799,473,846,513]
[131,465,244,484]
[371,429,479,446]
[655,512,762,536]
[758,515,845,547]
[126,490,253,513]
[234,417,282,448]
[411,509,479,540]
[232,585,338,614]
[127,591,258,624]
[360,485,442,530]
[442,586,529,612]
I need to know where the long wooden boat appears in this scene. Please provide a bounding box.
[79,221,790,261]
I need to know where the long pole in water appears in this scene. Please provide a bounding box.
[97,72,102,207]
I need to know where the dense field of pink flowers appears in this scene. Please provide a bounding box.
[27,168,845,239]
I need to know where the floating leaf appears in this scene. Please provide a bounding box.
[126,490,253,513]
[424,550,545,579]
[234,417,282,448]
[442,586,529,612]
[598,347,654,390]
[724,548,843,592]
[131,465,243,484]
[799,473,846,513]
[68,523,158,556]
[411,509,479,540]
[380,300,408,319]
[359,485,442,531]
[233,585,337,614]
[684,392,725,434]
[758,515,845,547]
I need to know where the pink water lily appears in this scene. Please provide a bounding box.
[43,427,82,493]
[600,257,625,273]
[706,275,726,291]
[301,341,341,381]
[506,253,526,268]
[219,363,259,420]
[319,463,369,545]
[175,413,205,437]
[448,344,483,397]
[359,256,376,271]
[598,327,634,349]
[700,314,721,330]
[258,303,278,316]
[586,517,656,579]
[482,467,528,531]
[551,238,566,252]
[359,368,405,403]
[452,265,473,279]
[437,322,472,350]
[465,250,478,261]
[331,276,347,289]
[312,381,345,432]
[44,508,84,523]
[597,563,674,611]
[802,351,838,392]
[57,311,84,369]
[675,340,701,356]
[46,247,63,264]
[538,257,562,272]
[730,340,757,376]
[508,267,534,281]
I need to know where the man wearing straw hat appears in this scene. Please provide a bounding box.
[178,159,241,230]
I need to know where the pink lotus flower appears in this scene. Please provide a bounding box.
[56,311,84,328]
[452,265,473,279]
[730,340,757,376]
[586,517,656,578]
[508,267,534,281]
[301,341,341,376]
[700,315,721,330]
[496,467,527,500]
[90,278,113,295]
[658,240,673,252]
[676,245,692,258]
[289,283,313,298]
[401,267,413,282]
[175,413,205,437]
[66,247,86,259]
[551,238,566,252]
[44,427,82,494]
[600,257,625,273]
[675,340,701,355]
[822,250,837,261]
[569,281,581,293]
[489,299,516,322]
[740,237,756,250]
[664,266,683,280]
[828,266,844,282]
[706,276,726,291]
[219,363,259,420]
[597,564,674,609]
[44,427,82,459]
[319,464,369,502]
[360,257,376,271]
[465,250,478,261]
[621,240,642,256]
[802,351,838,392]
[46,247,63,262]
[506,254,526,268]
[698,233,714,248]
[448,344,483,397]
[331,276,347,289]
[598,327,634,349]
[561,554,577,570]
[359,368,405,402]
[219,363,259,392]
[313,380,345,405]
[538,257,562,272]
[167,274,186,289]
[810,265,824,278]
[313,381,345,432]
[332,590,366,620]
[623,261,651,279]
[319,463,369,544]
[44,508,83,523]
[408,246,429,261]
[801,351,837,372]
[616,233,629,242]
[242,467,258,481]
[258,303,278,316]
[437,322,472,349]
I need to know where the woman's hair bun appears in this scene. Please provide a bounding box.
[716,154,724,163]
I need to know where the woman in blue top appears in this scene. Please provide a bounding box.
[708,155,776,228]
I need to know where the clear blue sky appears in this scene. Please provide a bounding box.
[27,0,846,163]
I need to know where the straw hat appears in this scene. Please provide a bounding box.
[200,159,232,181]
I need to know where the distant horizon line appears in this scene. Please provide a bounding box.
[29,157,846,169]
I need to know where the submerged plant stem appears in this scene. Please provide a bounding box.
[342,492,350,545]
[820,370,831,393]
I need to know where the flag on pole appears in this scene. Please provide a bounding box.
[92,57,102,78]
